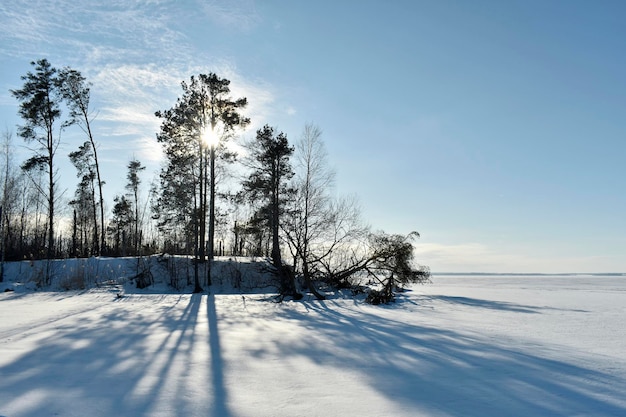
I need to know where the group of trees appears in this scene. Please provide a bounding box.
[152,71,430,300]
[2,59,430,302]
[0,59,148,275]
[153,73,249,292]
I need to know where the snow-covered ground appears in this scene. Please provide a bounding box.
[1,263,625,416]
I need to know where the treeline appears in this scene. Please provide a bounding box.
[2,59,429,302]
[2,59,148,266]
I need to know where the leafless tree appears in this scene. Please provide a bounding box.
[283,125,368,299]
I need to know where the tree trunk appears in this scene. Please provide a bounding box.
[271,205,281,268]
[278,264,301,300]
[198,141,206,263]
[270,162,281,268]
[0,205,3,282]
[72,209,77,257]
[91,183,98,255]
[47,142,54,260]
[193,183,203,293]
[207,144,215,286]
[134,187,140,255]
[302,258,325,300]
[84,112,105,256]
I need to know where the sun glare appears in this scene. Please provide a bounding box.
[202,128,220,148]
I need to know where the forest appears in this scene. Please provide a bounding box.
[1,59,429,303]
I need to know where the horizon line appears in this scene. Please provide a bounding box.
[432,272,626,277]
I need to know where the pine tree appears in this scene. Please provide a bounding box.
[242,125,297,297]
[59,67,105,255]
[108,196,133,256]
[126,158,145,255]
[69,141,98,256]
[155,73,248,292]
[11,59,66,263]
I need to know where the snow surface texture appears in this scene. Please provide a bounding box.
[1,263,625,416]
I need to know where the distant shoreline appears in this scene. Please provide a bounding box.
[432,272,626,277]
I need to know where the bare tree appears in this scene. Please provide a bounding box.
[283,124,336,299]
[300,195,369,289]
[281,124,374,299]
[0,130,54,266]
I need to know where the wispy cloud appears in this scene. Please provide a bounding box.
[416,241,623,273]
[196,0,261,31]
[97,61,273,122]
[89,61,275,163]
[1,0,194,64]
[1,0,281,208]
[1,0,276,149]
[416,242,501,272]
[221,71,276,132]
[416,242,532,273]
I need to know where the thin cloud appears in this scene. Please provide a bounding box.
[1,0,282,206]
[0,0,189,61]
[1,0,274,134]
[416,242,623,273]
[86,61,276,168]
[197,0,261,31]
[93,61,276,131]
[224,73,276,132]
[416,242,536,273]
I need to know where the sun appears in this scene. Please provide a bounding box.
[202,127,220,148]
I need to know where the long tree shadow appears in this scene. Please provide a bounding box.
[426,295,543,313]
[270,298,626,416]
[2,291,623,416]
[0,293,214,417]
[206,293,230,417]
[420,294,590,313]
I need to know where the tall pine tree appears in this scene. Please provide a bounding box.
[59,67,105,255]
[11,59,65,263]
[155,73,248,292]
[242,125,297,297]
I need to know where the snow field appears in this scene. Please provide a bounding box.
[1,275,625,416]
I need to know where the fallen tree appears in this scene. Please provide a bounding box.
[306,231,430,304]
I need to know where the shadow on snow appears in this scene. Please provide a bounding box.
[0,291,623,416]
[0,294,231,417]
[263,298,625,416]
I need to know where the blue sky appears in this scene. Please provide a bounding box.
[0,0,624,273]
